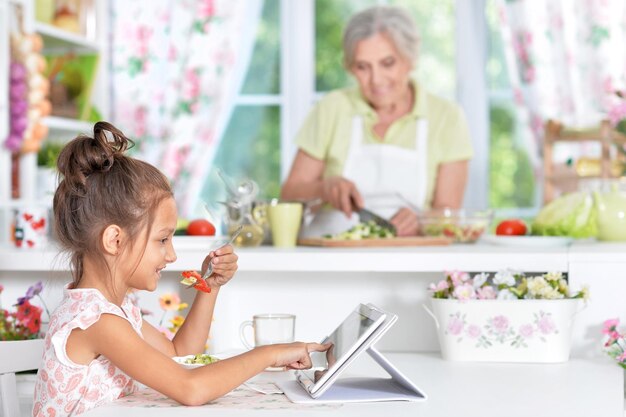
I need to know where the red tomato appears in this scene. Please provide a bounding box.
[186,219,216,236]
[495,219,527,236]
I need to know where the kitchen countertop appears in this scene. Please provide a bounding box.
[1,239,625,272]
[0,238,600,272]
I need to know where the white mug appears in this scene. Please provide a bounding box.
[239,313,295,349]
[14,207,48,249]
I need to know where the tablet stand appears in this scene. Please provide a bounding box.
[277,313,427,404]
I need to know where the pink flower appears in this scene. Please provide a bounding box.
[168,45,178,61]
[608,102,626,127]
[198,0,215,18]
[428,280,449,293]
[182,69,201,101]
[524,66,536,83]
[447,270,470,286]
[537,316,556,335]
[447,317,464,336]
[492,315,509,334]
[134,106,146,138]
[466,324,481,339]
[477,286,497,300]
[602,318,620,335]
[519,324,534,339]
[617,352,626,362]
[452,283,476,301]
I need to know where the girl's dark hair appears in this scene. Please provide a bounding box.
[53,121,173,286]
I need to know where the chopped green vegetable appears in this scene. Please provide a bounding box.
[184,354,219,365]
[328,220,395,240]
[531,191,597,238]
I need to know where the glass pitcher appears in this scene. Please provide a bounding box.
[224,202,265,247]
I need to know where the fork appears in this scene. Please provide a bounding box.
[187,225,243,289]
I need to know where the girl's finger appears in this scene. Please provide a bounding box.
[211,255,238,267]
[214,245,235,256]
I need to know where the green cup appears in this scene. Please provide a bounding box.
[268,201,303,247]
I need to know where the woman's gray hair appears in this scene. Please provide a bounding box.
[343,6,420,68]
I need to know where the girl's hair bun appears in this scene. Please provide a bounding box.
[56,121,135,192]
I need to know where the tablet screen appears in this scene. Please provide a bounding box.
[298,304,386,394]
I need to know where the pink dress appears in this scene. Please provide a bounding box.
[32,287,142,416]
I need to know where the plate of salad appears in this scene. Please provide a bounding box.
[173,353,221,369]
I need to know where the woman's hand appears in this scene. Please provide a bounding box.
[201,244,238,287]
[322,176,364,217]
[390,207,419,237]
[269,342,331,370]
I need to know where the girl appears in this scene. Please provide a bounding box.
[33,122,329,416]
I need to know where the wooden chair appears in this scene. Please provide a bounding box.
[543,120,626,204]
[0,339,43,417]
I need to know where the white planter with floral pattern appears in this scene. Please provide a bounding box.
[425,298,583,363]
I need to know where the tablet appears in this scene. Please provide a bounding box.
[295,303,387,398]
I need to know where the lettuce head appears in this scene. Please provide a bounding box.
[531,191,597,238]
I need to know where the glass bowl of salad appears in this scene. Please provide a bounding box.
[417,208,493,243]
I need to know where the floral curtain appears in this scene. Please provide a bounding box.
[497,0,626,168]
[111,0,262,216]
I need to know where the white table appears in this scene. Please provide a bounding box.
[82,352,623,417]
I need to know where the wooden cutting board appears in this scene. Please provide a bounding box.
[297,236,453,247]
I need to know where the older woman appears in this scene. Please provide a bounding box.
[281,6,473,237]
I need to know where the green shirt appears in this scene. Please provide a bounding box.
[295,80,474,208]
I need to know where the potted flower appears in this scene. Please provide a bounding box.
[601,319,626,369]
[0,282,50,369]
[424,270,588,363]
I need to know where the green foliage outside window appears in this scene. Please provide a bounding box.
[241,0,280,94]
[489,105,535,208]
[202,105,281,204]
[201,0,281,210]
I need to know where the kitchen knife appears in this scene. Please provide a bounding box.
[356,207,397,235]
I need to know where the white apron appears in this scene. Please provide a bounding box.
[301,116,428,238]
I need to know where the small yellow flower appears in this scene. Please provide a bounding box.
[177,302,189,312]
[159,293,181,311]
[169,315,185,329]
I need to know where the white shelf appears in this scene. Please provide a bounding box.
[43,116,93,135]
[0,198,51,209]
[0,242,573,272]
[34,22,99,53]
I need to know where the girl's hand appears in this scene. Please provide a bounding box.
[269,342,331,370]
[201,244,238,287]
